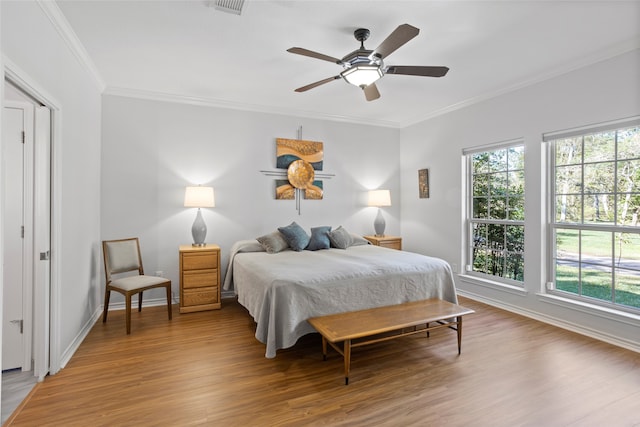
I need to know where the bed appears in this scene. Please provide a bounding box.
[223,239,458,358]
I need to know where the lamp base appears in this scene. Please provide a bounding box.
[191,208,207,246]
[373,208,386,237]
[191,243,207,247]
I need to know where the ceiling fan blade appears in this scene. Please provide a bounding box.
[373,24,419,59]
[363,83,380,101]
[386,66,449,77]
[287,47,342,64]
[294,76,341,92]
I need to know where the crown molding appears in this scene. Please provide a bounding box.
[401,40,640,128]
[37,0,105,92]
[103,86,402,129]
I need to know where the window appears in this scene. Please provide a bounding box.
[465,142,525,284]
[547,119,640,312]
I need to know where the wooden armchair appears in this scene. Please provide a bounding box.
[102,237,172,334]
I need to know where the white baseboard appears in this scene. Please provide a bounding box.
[58,306,102,370]
[457,289,640,354]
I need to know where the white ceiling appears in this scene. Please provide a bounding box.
[56,0,640,128]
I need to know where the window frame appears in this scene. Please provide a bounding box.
[464,139,525,287]
[545,116,640,314]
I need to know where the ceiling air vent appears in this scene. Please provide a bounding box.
[209,0,245,15]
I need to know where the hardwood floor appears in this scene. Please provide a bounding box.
[5,297,640,427]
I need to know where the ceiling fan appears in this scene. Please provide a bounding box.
[287,24,449,101]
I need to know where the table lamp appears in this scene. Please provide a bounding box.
[184,186,215,246]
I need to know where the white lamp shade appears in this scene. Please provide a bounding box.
[184,186,215,208]
[368,189,391,207]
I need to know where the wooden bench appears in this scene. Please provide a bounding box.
[307,298,474,385]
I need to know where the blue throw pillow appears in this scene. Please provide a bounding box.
[277,222,310,251]
[306,226,332,251]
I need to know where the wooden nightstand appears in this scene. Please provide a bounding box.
[364,235,402,250]
[179,245,221,313]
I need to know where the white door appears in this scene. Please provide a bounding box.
[2,104,29,370]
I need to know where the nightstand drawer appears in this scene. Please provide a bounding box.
[182,287,218,306]
[378,239,402,250]
[183,269,218,289]
[182,252,218,270]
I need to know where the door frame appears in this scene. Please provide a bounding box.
[4,60,62,378]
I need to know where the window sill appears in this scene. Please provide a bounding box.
[537,293,640,326]
[458,274,528,296]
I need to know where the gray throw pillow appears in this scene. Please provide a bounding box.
[350,233,371,246]
[278,221,310,251]
[306,226,332,251]
[256,231,289,254]
[329,226,353,249]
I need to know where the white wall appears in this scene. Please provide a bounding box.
[400,49,640,350]
[101,95,401,302]
[1,1,102,371]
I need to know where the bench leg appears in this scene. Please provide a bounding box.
[321,336,327,361]
[344,339,351,385]
[457,316,463,355]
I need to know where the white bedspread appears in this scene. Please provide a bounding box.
[223,240,457,358]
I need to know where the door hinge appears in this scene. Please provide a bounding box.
[10,319,24,334]
[40,251,50,261]
[22,131,25,144]
[21,225,25,238]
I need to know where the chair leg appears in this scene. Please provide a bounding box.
[138,291,143,312]
[103,289,111,323]
[166,285,172,320]
[125,294,132,335]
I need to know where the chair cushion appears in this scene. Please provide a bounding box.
[110,275,169,292]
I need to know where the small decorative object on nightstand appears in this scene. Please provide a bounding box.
[364,235,402,250]
[179,244,221,313]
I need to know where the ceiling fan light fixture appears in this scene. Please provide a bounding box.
[340,65,384,88]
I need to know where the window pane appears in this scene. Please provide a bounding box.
[505,225,524,252]
[614,232,640,265]
[556,229,579,262]
[614,268,640,309]
[508,146,525,170]
[490,172,508,196]
[580,265,612,302]
[473,248,489,274]
[584,132,615,163]
[473,197,488,218]
[583,194,613,224]
[555,165,582,195]
[473,152,489,174]
[488,223,504,248]
[584,162,615,193]
[555,194,582,223]
[508,197,524,220]
[556,261,579,294]
[489,149,507,172]
[580,230,612,263]
[473,223,487,248]
[556,137,582,166]
[616,127,640,161]
[505,252,524,281]
[616,194,640,225]
[489,197,506,219]
[508,171,524,195]
[616,159,640,193]
[473,173,489,196]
